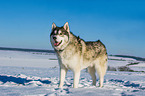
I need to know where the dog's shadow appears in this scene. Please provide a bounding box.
[0,75,51,85]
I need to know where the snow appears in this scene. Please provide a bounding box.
[0,50,145,96]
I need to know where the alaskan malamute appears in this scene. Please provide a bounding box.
[50,22,107,88]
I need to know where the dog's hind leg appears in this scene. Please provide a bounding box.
[88,66,96,86]
[59,65,68,88]
[95,62,107,87]
[95,65,104,87]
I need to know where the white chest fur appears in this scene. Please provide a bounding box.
[57,52,81,71]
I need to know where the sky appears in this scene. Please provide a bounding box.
[0,0,145,57]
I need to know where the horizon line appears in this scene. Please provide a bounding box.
[0,46,145,61]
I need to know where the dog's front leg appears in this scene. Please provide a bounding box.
[59,66,68,88]
[73,71,80,88]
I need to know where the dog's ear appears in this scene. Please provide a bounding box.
[63,22,70,32]
[52,23,56,30]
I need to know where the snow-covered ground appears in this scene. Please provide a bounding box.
[0,50,145,96]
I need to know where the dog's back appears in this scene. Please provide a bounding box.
[85,40,107,59]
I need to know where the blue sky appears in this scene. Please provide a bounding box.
[0,0,145,57]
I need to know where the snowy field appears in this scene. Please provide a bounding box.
[0,50,145,96]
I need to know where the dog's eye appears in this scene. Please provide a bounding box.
[60,33,63,36]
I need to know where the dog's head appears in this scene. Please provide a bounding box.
[50,22,70,51]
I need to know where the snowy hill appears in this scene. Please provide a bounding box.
[0,49,145,96]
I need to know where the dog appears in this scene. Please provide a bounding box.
[50,22,108,88]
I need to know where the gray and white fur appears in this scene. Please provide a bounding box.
[50,22,108,88]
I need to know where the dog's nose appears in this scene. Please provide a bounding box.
[53,37,57,40]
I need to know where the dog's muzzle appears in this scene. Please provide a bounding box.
[54,40,62,46]
[52,36,62,47]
